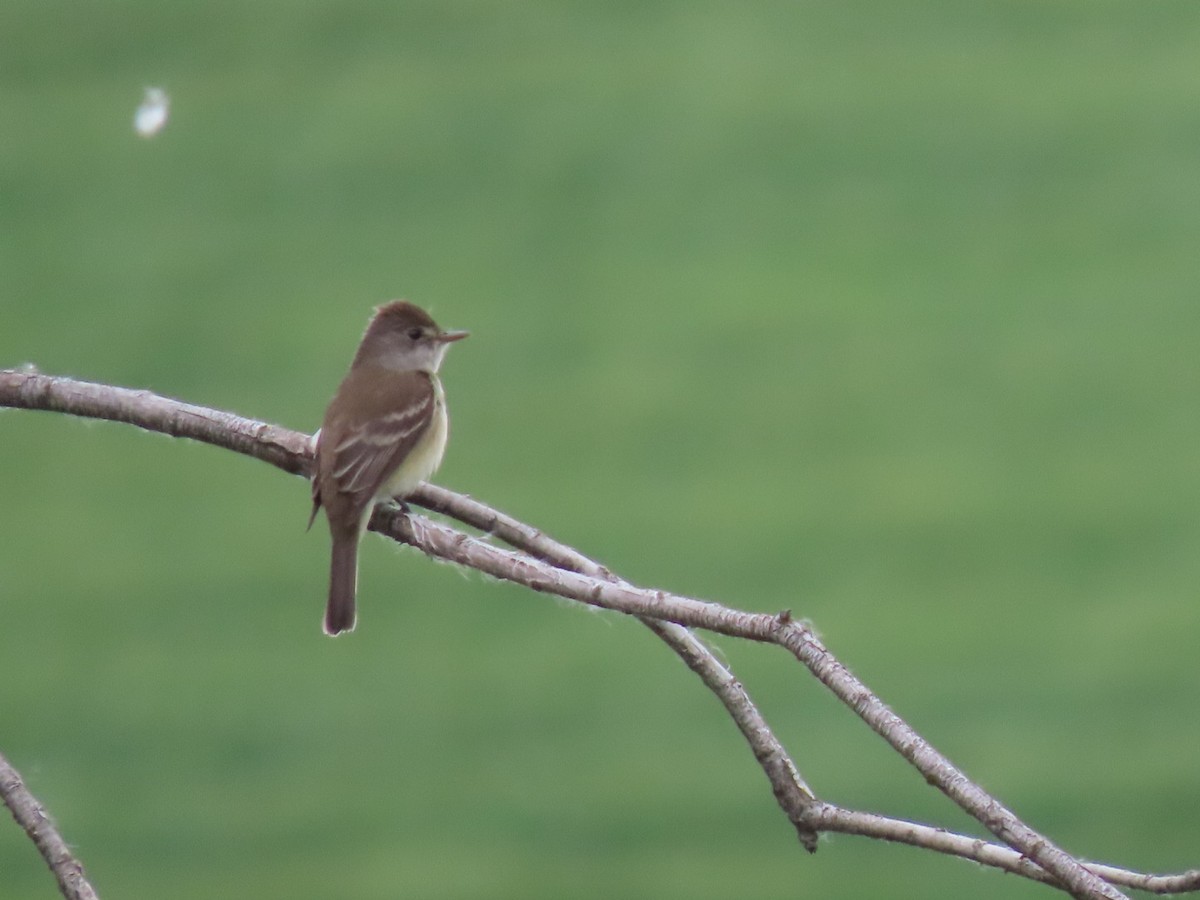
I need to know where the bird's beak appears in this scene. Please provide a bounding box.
[437,330,470,343]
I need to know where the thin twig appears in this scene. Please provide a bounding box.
[810,804,1200,895]
[0,751,100,900]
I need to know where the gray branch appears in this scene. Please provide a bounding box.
[4,369,1193,899]
[0,751,100,900]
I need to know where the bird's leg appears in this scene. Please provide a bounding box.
[385,496,412,514]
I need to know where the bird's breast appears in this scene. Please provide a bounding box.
[382,386,449,499]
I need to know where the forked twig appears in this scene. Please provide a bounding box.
[417,484,820,849]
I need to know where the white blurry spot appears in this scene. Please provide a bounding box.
[134,87,170,138]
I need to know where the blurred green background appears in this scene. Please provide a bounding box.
[3,3,1199,898]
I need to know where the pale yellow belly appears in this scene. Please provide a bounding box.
[381,394,448,499]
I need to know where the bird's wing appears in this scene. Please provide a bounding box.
[319,370,436,510]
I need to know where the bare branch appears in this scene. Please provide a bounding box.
[379,508,1126,900]
[6,370,1192,898]
[418,485,819,848]
[640,616,820,848]
[811,804,1200,894]
[0,751,100,900]
[0,367,310,477]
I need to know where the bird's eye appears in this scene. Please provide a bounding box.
[407,327,423,340]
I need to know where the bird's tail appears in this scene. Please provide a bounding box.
[324,535,359,636]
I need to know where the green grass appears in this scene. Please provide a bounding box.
[4,3,1200,897]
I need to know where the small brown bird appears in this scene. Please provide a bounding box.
[309,301,468,635]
